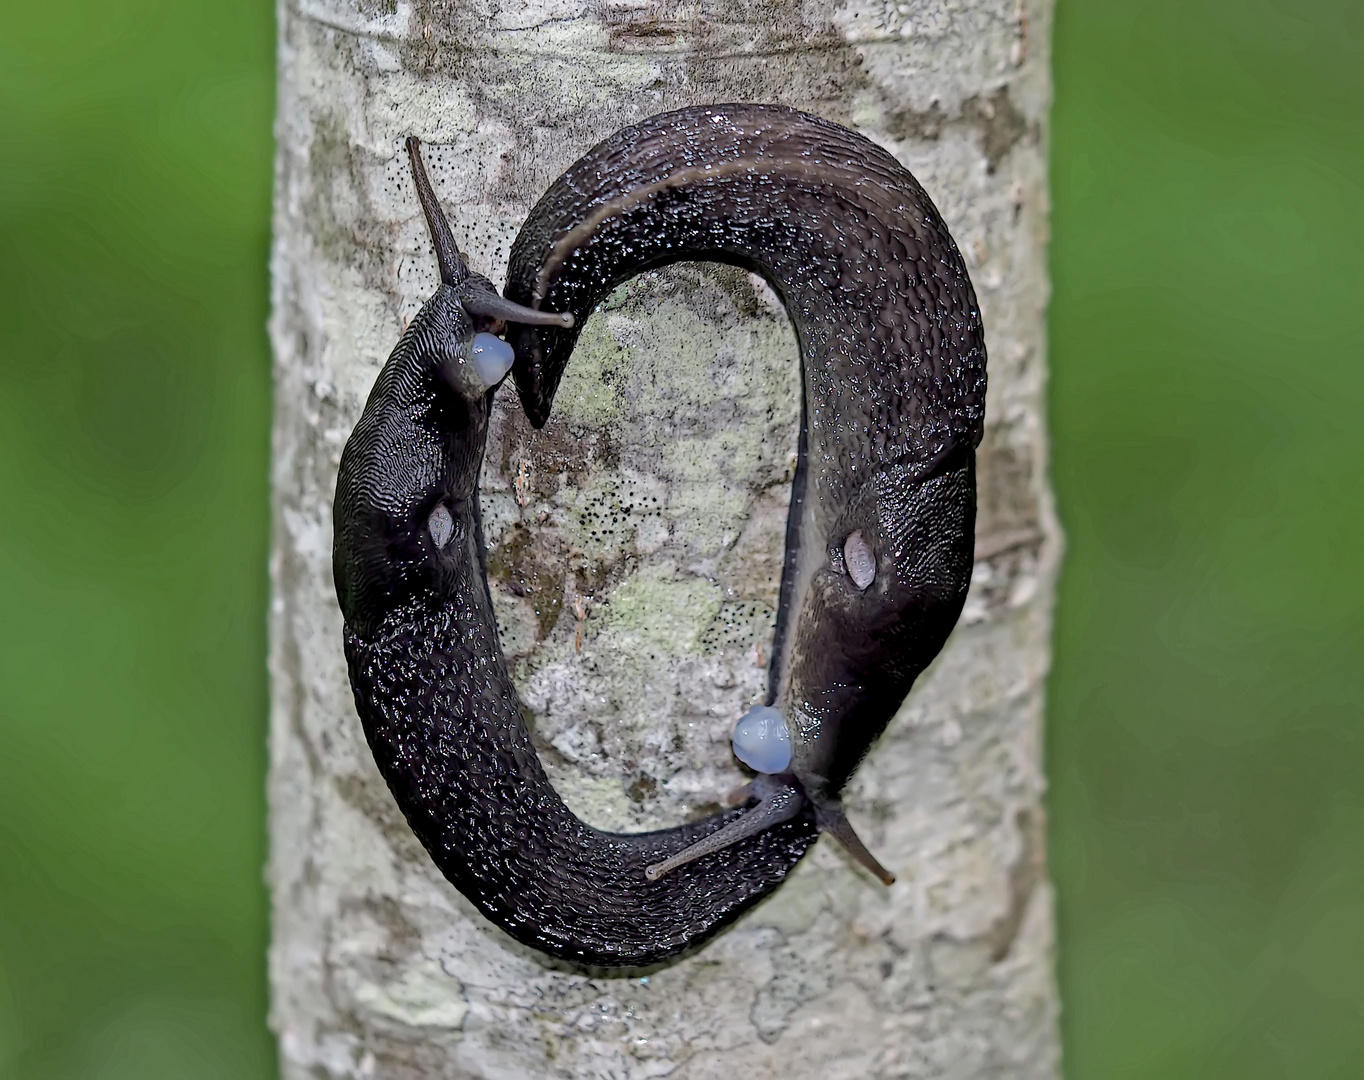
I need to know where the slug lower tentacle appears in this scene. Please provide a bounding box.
[334,107,984,969]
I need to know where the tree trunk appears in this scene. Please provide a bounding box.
[267,0,1060,1075]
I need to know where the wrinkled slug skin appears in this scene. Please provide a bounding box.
[336,104,984,969]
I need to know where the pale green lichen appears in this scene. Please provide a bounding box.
[595,566,724,657]
[491,268,800,825]
[350,961,468,1030]
[541,769,645,833]
[549,317,626,429]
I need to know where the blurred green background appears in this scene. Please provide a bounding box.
[0,0,275,1076]
[1048,1,1364,1076]
[0,0,1358,1076]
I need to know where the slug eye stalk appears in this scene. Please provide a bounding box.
[405,136,465,288]
[405,136,573,329]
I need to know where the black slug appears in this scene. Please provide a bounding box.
[333,104,985,969]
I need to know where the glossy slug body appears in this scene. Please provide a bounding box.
[334,106,984,968]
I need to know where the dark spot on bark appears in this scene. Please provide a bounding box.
[887,86,1034,173]
[886,99,953,143]
[607,14,683,51]
[492,395,622,488]
[985,806,1047,963]
[338,893,423,960]
[332,772,432,864]
[626,774,657,803]
[965,88,1032,173]
[305,113,409,302]
[976,420,1039,541]
[487,523,566,638]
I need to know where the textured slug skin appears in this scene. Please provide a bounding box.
[336,105,984,969]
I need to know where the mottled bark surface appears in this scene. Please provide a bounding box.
[268,0,1060,1075]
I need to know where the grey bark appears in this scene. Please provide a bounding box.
[267,0,1061,1076]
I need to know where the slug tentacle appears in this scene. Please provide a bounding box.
[335,106,984,968]
[458,278,575,329]
[405,136,465,287]
[406,138,575,332]
[815,799,897,887]
[645,776,804,882]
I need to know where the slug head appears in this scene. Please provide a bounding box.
[781,444,978,799]
[332,285,489,641]
[674,445,974,887]
[332,138,572,641]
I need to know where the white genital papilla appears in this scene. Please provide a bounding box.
[731,704,792,773]
[471,332,515,387]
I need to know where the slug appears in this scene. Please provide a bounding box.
[333,104,984,968]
